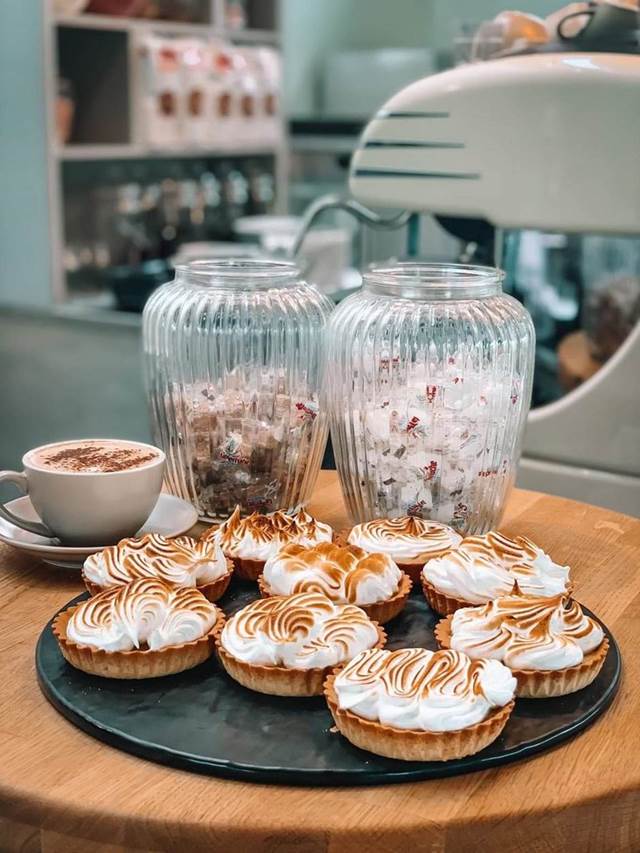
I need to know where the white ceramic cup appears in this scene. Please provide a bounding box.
[0,439,165,546]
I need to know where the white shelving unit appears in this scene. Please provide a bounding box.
[42,0,288,304]
[54,11,281,42]
[56,142,284,160]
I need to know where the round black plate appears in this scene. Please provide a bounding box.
[36,587,621,786]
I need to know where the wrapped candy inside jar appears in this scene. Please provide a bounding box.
[143,259,331,520]
[327,263,535,534]
[168,370,322,517]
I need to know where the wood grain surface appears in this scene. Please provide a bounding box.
[0,471,638,853]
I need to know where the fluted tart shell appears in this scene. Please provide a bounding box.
[82,560,234,603]
[324,672,514,761]
[215,623,387,697]
[53,604,223,679]
[434,614,609,698]
[227,555,269,582]
[257,572,412,625]
[420,575,472,615]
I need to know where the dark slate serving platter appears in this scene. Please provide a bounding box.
[36,586,621,786]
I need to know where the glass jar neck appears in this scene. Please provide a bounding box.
[363,263,504,300]
[175,259,301,290]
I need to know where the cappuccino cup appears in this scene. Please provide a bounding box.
[0,439,165,546]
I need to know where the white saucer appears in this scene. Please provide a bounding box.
[0,494,199,569]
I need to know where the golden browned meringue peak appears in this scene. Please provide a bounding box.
[348,516,462,561]
[219,591,380,669]
[83,533,228,589]
[333,647,516,731]
[423,530,570,604]
[65,577,220,652]
[449,590,605,671]
[262,542,402,606]
[202,505,333,560]
[459,531,553,568]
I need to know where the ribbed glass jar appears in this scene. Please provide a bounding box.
[326,263,535,533]
[142,259,332,520]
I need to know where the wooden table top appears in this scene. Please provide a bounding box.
[1,471,639,853]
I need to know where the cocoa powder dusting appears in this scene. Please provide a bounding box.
[41,444,158,473]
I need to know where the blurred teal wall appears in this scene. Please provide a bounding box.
[0,311,149,470]
[0,2,52,307]
[282,0,434,116]
[282,0,563,118]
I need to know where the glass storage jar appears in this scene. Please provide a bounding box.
[326,263,535,533]
[142,259,332,519]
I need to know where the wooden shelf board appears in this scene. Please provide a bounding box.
[54,13,280,42]
[57,143,281,161]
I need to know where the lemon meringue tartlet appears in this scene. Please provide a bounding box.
[421,530,571,615]
[435,592,608,698]
[215,591,385,696]
[324,647,516,761]
[258,542,411,624]
[53,578,223,679]
[202,506,333,581]
[82,533,233,602]
[345,517,462,584]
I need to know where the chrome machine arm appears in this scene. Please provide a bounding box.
[289,193,411,259]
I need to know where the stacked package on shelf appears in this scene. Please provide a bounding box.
[139,36,183,148]
[180,38,211,147]
[138,34,283,150]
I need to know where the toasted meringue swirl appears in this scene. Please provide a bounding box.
[220,591,379,670]
[83,534,229,590]
[348,517,462,562]
[334,647,516,731]
[203,506,333,561]
[422,531,570,604]
[66,578,219,652]
[449,593,604,671]
[262,542,402,605]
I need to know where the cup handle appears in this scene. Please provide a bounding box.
[0,470,55,537]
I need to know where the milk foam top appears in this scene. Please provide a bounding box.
[29,439,162,474]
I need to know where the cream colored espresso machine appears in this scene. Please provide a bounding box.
[296,5,640,515]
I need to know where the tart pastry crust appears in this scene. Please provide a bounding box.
[216,623,386,697]
[421,575,471,615]
[53,604,223,679]
[324,672,514,761]
[435,614,609,698]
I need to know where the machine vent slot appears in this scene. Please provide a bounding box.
[364,140,465,149]
[375,110,450,119]
[353,168,480,180]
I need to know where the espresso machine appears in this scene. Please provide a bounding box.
[295,2,640,515]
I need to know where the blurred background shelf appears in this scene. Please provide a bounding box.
[55,12,215,34]
[43,0,287,305]
[54,12,280,42]
[57,143,282,159]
